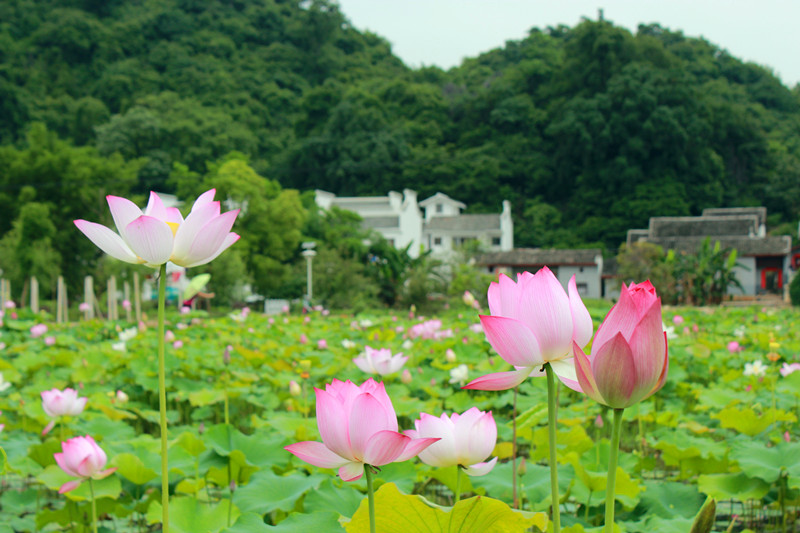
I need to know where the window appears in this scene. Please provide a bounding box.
[491,237,501,246]
[433,237,442,246]
[436,203,443,213]
[576,282,589,296]
[387,239,395,247]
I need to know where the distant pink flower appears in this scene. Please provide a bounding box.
[401,369,413,384]
[594,414,604,428]
[693,324,699,333]
[30,324,47,338]
[42,388,87,418]
[282,305,290,313]
[74,189,240,268]
[285,379,438,481]
[445,349,457,363]
[172,340,183,349]
[322,309,330,316]
[164,330,175,342]
[299,333,308,344]
[54,436,116,493]
[464,268,593,391]
[41,388,87,435]
[4,301,15,309]
[728,341,742,353]
[574,281,669,408]
[318,339,328,349]
[672,315,684,325]
[268,317,275,324]
[289,380,302,397]
[79,302,90,312]
[354,347,408,376]
[180,306,191,314]
[122,299,131,310]
[177,323,187,330]
[784,431,791,442]
[780,362,800,377]
[406,408,497,476]
[45,336,56,346]
[469,323,483,334]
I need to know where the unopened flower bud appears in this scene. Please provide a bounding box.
[401,369,412,384]
[289,380,302,397]
[445,349,457,363]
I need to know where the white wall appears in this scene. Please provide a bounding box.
[731,257,757,296]
[557,266,602,299]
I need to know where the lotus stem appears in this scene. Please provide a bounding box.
[512,385,518,508]
[605,408,625,533]
[157,263,169,532]
[89,478,98,533]
[365,464,376,533]
[454,465,463,504]
[545,363,561,533]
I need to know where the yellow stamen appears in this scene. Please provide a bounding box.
[166,221,180,236]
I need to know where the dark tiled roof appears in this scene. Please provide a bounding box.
[425,214,500,231]
[647,235,791,256]
[649,215,758,238]
[476,248,602,266]
[702,207,767,226]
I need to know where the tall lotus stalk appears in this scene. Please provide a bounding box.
[74,189,240,532]
[572,281,669,533]
[156,263,169,528]
[463,268,594,533]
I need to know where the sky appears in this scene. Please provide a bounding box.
[335,0,800,88]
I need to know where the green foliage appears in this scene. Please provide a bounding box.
[790,272,800,306]
[616,242,677,302]
[616,238,742,305]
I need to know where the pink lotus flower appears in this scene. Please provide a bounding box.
[318,339,328,349]
[780,362,800,377]
[463,267,593,391]
[122,299,131,310]
[30,324,47,338]
[54,436,117,493]
[285,379,438,481]
[573,281,669,408]
[353,347,408,376]
[728,341,743,353]
[405,408,497,476]
[45,336,56,346]
[79,302,90,312]
[74,189,239,268]
[672,315,684,325]
[4,301,15,309]
[42,388,87,418]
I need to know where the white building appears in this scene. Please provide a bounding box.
[474,248,605,299]
[314,189,513,258]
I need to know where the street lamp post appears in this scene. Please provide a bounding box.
[301,242,317,302]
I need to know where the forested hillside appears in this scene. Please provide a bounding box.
[1,0,799,297]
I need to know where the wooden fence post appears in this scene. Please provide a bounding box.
[56,276,67,323]
[107,276,118,322]
[30,276,39,313]
[84,276,95,320]
[133,272,142,324]
[123,281,132,322]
